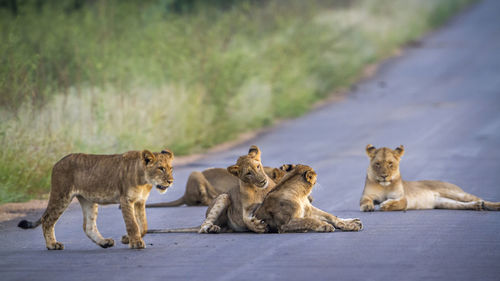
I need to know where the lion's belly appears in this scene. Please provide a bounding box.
[405,189,438,209]
[73,188,121,205]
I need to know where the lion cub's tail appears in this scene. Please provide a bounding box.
[147,226,200,233]
[146,197,185,208]
[18,218,42,229]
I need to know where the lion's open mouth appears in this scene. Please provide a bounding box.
[156,185,168,191]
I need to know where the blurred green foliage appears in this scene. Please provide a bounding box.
[0,0,475,203]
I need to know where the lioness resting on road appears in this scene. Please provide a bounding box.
[254,164,363,233]
[18,150,174,250]
[146,166,288,208]
[360,145,500,211]
[198,145,276,233]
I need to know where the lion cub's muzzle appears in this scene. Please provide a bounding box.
[156,180,173,191]
[256,179,269,189]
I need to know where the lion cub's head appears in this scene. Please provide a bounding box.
[142,149,174,194]
[365,144,404,187]
[274,164,317,195]
[227,145,269,188]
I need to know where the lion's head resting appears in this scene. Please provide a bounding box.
[365,144,404,187]
[142,149,174,194]
[276,164,317,194]
[227,145,269,188]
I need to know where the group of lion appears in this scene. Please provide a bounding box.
[18,144,500,250]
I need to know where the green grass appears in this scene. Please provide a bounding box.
[0,0,476,203]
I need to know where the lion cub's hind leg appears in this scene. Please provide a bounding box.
[41,194,73,250]
[434,197,483,210]
[280,218,334,233]
[483,201,500,211]
[77,196,114,248]
[186,172,218,205]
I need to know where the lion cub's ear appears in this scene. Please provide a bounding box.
[271,168,285,181]
[303,170,317,184]
[248,145,261,161]
[280,164,295,172]
[366,144,376,158]
[161,149,174,159]
[142,150,156,166]
[394,145,405,158]
[227,165,240,177]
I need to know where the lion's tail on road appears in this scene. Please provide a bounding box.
[147,226,200,233]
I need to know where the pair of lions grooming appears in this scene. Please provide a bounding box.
[18,149,174,250]
[149,145,362,234]
[146,165,290,208]
[360,145,500,212]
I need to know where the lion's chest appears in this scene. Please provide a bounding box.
[126,184,153,201]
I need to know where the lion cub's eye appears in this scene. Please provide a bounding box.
[375,162,381,167]
[246,172,252,176]
[159,167,166,173]
[388,162,393,168]
[257,165,261,169]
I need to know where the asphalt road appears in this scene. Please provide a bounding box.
[2,1,500,280]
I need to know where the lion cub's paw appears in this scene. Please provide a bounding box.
[340,218,363,231]
[199,223,221,234]
[248,217,267,233]
[121,235,130,244]
[99,238,115,248]
[47,242,64,250]
[474,200,485,211]
[129,238,146,249]
[315,223,335,232]
[380,199,398,211]
[360,203,375,212]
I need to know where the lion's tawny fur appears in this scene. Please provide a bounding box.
[360,145,500,212]
[18,149,174,250]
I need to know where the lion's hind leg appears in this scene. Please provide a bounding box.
[280,218,334,233]
[41,194,73,250]
[483,201,500,211]
[434,196,483,210]
[186,171,217,206]
[311,207,363,231]
[77,196,114,248]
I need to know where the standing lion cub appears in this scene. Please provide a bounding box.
[360,145,500,211]
[18,149,174,250]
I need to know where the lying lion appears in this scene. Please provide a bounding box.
[254,164,362,233]
[360,145,500,211]
[18,149,174,250]
[145,166,288,207]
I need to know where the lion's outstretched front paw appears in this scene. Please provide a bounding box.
[315,223,335,232]
[199,223,221,234]
[360,203,375,212]
[248,217,267,233]
[337,218,363,231]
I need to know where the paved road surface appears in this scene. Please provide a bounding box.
[1,1,500,280]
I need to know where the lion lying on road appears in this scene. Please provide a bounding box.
[360,145,500,211]
[254,164,363,233]
[146,166,288,208]
[18,149,174,250]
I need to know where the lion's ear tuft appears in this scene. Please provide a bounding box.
[280,164,295,172]
[303,170,317,184]
[227,165,240,177]
[394,145,405,158]
[142,150,155,166]
[248,145,261,161]
[161,149,174,159]
[366,144,376,158]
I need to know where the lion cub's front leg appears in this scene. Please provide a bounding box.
[120,198,145,249]
[280,218,334,233]
[360,196,375,212]
[380,197,407,211]
[199,194,230,234]
[244,216,267,233]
